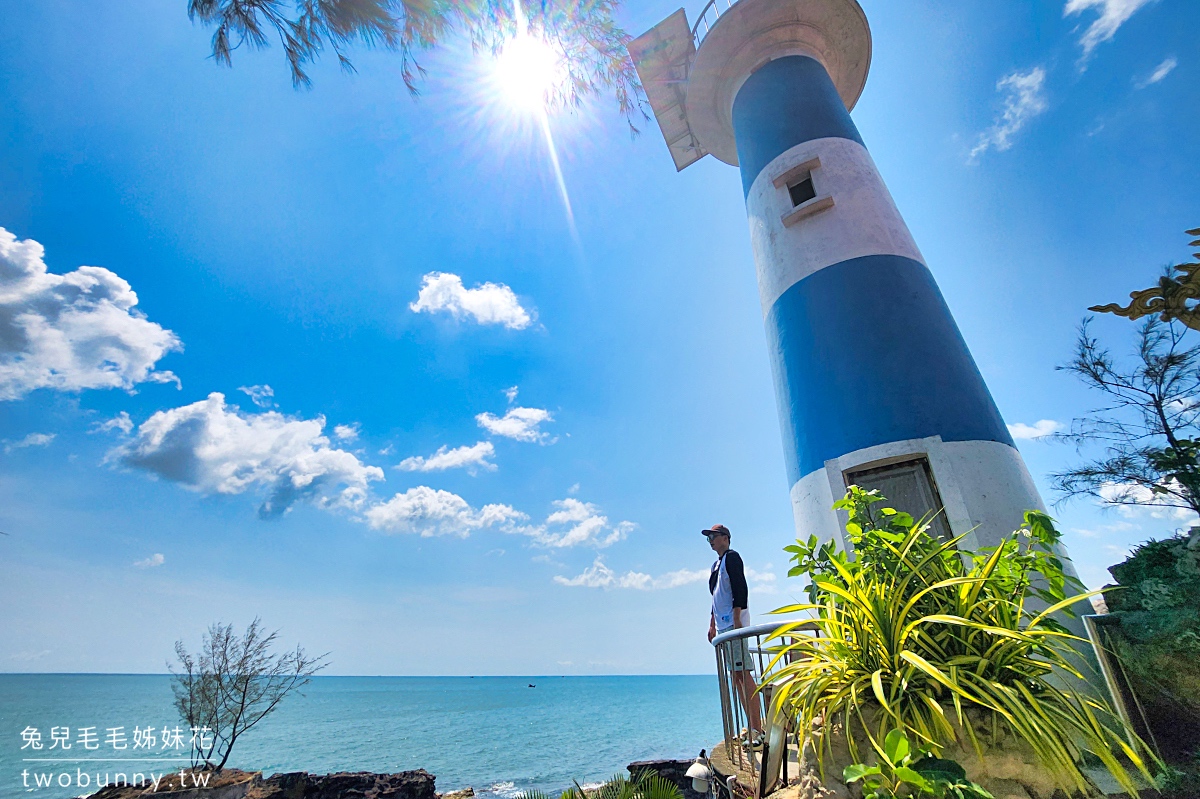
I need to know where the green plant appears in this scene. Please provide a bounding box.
[786,491,1086,614]
[843,730,993,799]
[1055,227,1200,517]
[769,487,1154,796]
[519,771,682,799]
[1099,525,1200,749]
[1105,527,1200,612]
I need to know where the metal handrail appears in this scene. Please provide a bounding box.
[691,0,734,49]
[711,621,809,647]
[710,619,819,797]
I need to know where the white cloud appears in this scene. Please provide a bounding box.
[524,498,634,548]
[1071,520,1135,538]
[653,566,712,588]
[409,272,533,330]
[365,491,634,548]
[1136,56,1177,88]
[398,441,497,473]
[1099,481,1158,509]
[3,432,54,453]
[567,482,581,495]
[365,486,526,537]
[969,67,1048,161]
[239,384,275,408]
[504,385,519,404]
[1007,419,1062,440]
[0,227,181,401]
[477,406,554,443]
[92,411,133,435]
[1167,397,1198,414]
[133,553,165,568]
[1098,481,1199,523]
[746,566,779,594]
[9,650,51,662]
[1065,0,1157,62]
[554,558,709,590]
[111,393,383,518]
[746,567,776,583]
[333,423,360,442]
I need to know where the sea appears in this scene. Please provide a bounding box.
[1,675,723,798]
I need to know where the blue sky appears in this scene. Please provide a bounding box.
[1,0,1197,675]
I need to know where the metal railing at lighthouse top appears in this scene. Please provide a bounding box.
[710,620,819,797]
[691,0,734,48]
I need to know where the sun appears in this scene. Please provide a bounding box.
[491,33,565,114]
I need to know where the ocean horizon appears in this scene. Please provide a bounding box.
[2,674,723,798]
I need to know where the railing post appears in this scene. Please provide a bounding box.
[709,620,821,797]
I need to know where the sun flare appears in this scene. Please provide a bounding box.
[476,23,580,237]
[492,34,564,114]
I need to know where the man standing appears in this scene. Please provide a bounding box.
[704,524,763,744]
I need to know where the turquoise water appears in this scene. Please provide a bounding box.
[1,675,722,798]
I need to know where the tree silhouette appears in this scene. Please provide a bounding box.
[186,0,647,125]
[171,618,327,772]
[1053,228,1200,518]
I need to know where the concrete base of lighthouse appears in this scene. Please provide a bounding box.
[790,436,1048,552]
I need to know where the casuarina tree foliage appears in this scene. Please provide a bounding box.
[186,0,647,125]
[1053,227,1200,516]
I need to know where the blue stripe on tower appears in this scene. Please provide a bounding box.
[731,54,1014,486]
[765,255,1014,485]
[732,55,863,196]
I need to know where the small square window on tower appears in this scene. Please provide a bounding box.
[771,156,835,227]
[787,175,817,207]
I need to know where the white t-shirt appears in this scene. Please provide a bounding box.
[710,550,750,630]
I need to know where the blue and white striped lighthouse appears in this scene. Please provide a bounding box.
[630,0,1058,553]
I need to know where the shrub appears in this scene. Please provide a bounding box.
[1104,528,1200,613]
[843,730,993,799]
[1102,527,1200,714]
[1099,527,1200,765]
[518,771,682,799]
[767,487,1153,796]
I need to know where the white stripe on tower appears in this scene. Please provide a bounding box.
[745,137,925,317]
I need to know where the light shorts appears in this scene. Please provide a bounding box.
[717,626,754,672]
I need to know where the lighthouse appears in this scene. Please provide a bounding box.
[629,0,1052,552]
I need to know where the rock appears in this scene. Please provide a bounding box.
[247,772,309,799]
[439,788,475,799]
[627,759,707,799]
[294,770,436,799]
[246,770,436,799]
[87,769,260,799]
[87,769,436,799]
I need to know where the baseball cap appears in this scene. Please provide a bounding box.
[701,524,730,538]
